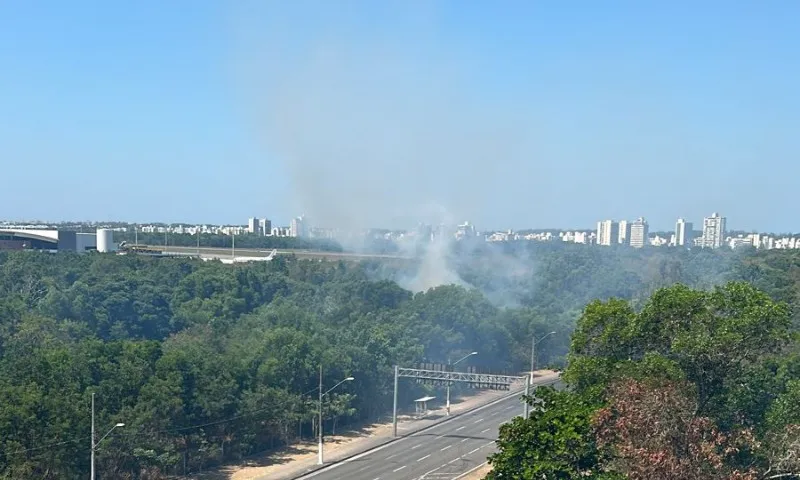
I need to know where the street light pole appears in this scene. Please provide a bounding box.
[317,369,354,465]
[446,351,477,416]
[318,365,323,466]
[530,331,557,376]
[90,393,95,480]
[90,393,125,480]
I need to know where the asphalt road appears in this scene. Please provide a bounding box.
[297,391,526,480]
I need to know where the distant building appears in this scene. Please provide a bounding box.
[629,217,649,248]
[596,220,619,246]
[248,217,259,234]
[290,216,307,238]
[455,221,476,240]
[0,228,105,252]
[261,218,272,236]
[675,218,694,247]
[701,213,726,248]
[618,220,632,245]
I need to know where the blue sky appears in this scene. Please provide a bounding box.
[1,1,798,232]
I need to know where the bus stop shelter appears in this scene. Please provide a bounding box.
[414,396,436,417]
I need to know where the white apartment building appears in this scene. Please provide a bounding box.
[248,217,259,234]
[629,217,649,248]
[701,213,726,248]
[618,220,631,245]
[675,218,694,247]
[596,220,620,246]
[290,216,307,238]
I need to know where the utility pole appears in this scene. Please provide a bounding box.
[90,393,95,480]
[530,331,556,376]
[447,351,477,416]
[318,364,323,465]
[523,374,531,418]
[90,393,124,480]
[392,365,398,437]
[446,357,451,416]
[316,368,353,465]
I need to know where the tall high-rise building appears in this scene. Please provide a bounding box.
[618,220,632,245]
[629,217,649,248]
[675,218,694,247]
[701,212,726,248]
[596,220,620,246]
[261,218,272,236]
[247,217,259,234]
[290,216,307,238]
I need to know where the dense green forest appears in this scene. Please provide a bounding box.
[488,249,800,479]
[0,242,796,478]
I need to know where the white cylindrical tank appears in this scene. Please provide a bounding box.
[96,228,114,253]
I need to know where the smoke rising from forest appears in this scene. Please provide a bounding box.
[230,2,537,293]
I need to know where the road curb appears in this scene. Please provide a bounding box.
[286,376,560,480]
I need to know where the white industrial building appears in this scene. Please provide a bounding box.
[0,228,116,253]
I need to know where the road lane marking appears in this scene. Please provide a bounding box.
[291,386,546,479]
[455,426,465,431]
[474,418,484,423]
[386,453,398,460]
[449,458,459,464]
[461,438,469,443]
[454,461,489,479]
[441,444,452,451]
[480,428,490,433]
[393,465,406,472]
[417,454,431,462]
[411,444,421,449]
[468,447,481,455]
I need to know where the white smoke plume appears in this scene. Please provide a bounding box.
[228,2,534,292]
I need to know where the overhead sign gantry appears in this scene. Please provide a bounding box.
[391,366,532,437]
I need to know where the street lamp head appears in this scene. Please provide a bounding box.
[115,423,125,428]
[345,377,354,381]
[549,331,556,334]
[470,351,478,356]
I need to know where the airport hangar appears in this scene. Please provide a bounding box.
[0,228,115,253]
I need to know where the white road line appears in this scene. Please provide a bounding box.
[468,447,480,455]
[293,388,533,479]
[480,428,490,433]
[393,465,407,472]
[455,426,465,431]
[449,458,459,464]
[441,444,452,451]
[411,444,421,449]
[491,411,500,416]
[474,418,484,423]
[386,453,398,460]
[461,438,469,443]
[454,461,489,479]
[417,454,431,462]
